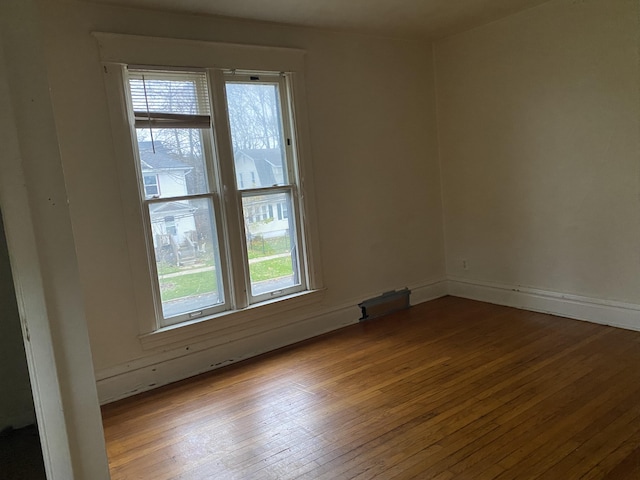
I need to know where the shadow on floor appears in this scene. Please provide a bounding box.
[0,425,46,480]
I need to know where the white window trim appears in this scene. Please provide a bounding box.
[96,33,324,348]
[140,289,324,350]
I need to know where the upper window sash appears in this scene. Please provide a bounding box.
[224,73,294,191]
[129,69,212,129]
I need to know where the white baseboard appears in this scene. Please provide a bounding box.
[96,279,448,405]
[410,279,449,305]
[96,276,640,405]
[447,277,640,332]
[96,303,359,404]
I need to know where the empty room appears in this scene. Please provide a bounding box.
[0,0,638,478]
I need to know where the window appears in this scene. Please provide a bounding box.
[122,68,311,328]
[143,174,159,198]
[97,33,322,341]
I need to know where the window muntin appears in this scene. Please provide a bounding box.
[125,68,307,328]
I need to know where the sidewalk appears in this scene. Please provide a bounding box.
[158,252,291,279]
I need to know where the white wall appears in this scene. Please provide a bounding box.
[1,0,636,474]
[39,0,446,401]
[436,0,640,309]
[0,0,110,476]
[0,213,35,431]
[25,0,640,408]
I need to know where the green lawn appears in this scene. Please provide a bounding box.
[246,235,291,259]
[159,270,218,302]
[249,256,293,282]
[159,257,293,302]
[156,235,290,277]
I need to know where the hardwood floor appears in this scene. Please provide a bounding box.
[101,297,640,479]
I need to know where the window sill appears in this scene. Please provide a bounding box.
[138,289,325,350]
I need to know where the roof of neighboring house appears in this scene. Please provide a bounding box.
[138,141,193,172]
[149,201,196,220]
[237,148,284,186]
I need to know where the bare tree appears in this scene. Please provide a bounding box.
[225,82,282,151]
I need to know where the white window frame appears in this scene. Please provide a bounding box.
[128,68,231,327]
[223,71,306,305]
[95,33,324,348]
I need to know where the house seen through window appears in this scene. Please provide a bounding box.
[127,68,307,327]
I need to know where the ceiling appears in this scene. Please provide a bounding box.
[84,0,552,39]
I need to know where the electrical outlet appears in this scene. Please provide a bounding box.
[462,259,469,271]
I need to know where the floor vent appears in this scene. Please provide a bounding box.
[359,288,411,321]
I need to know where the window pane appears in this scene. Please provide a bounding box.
[242,192,299,296]
[143,175,159,197]
[226,82,287,189]
[129,71,210,116]
[136,129,208,197]
[149,198,223,320]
